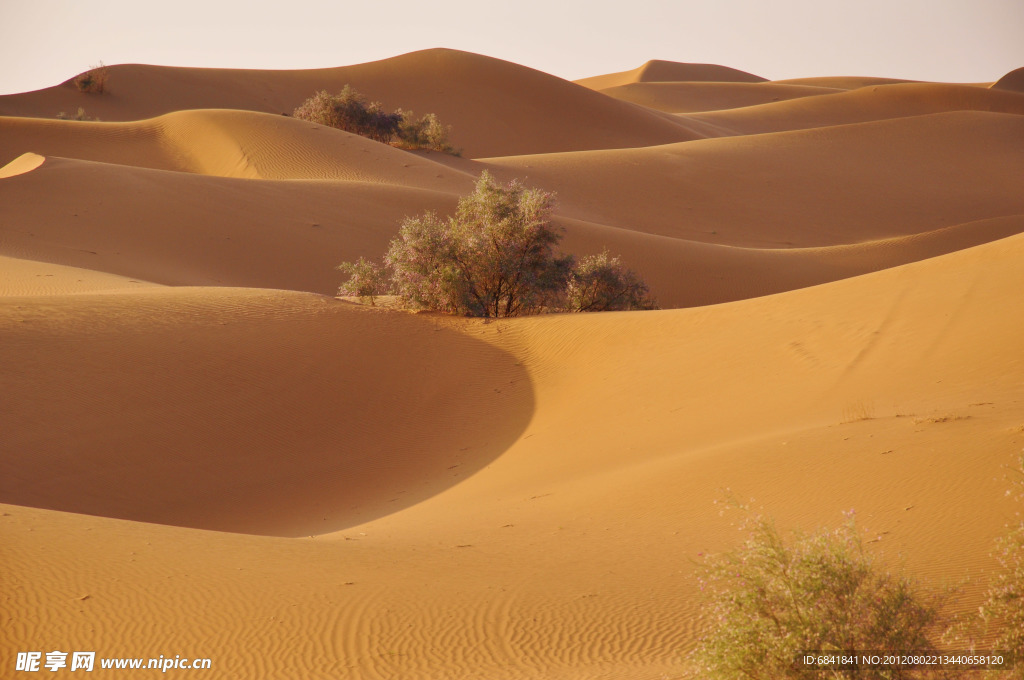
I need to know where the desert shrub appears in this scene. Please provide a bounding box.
[293,86,401,143]
[977,457,1024,676]
[293,86,455,152]
[336,257,390,306]
[690,509,947,680]
[337,173,655,317]
[73,63,108,94]
[57,107,98,122]
[567,250,657,311]
[384,172,573,317]
[396,112,457,154]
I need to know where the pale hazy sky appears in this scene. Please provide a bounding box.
[1,0,1021,95]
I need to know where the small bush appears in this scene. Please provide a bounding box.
[978,457,1024,676]
[690,509,947,680]
[567,250,657,311]
[57,107,98,122]
[293,86,456,153]
[336,257,389,306]
[74,63,109,94]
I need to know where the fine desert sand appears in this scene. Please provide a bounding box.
[2,48,1024,679]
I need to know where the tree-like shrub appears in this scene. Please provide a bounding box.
[690,510,946,680]
[293,86,455,152]
[567,250,657,312]
[337,173,655,317]
[385,172,573,317]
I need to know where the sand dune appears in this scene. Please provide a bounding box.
[595,81,840,113]
[0,49,702,158]
[0,110,476,186]
[4,49,1024,679]
[993,66,1024,92]
[5,231,1023,678]
[772,75,923,89]
[689,82,1024,135]
[0,155,466,295]
[576,59,766,90]
[485,112,1024,247]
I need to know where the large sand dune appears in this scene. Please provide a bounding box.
[0,49,703,158]
[3,49,1024,679]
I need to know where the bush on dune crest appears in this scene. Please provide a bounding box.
[293,85,457,153]
[336,172,657,317]
[73,63,109,94]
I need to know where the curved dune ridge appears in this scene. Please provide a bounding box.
[993,66,1024,92]
[3,49,1024,679]
[575,59,767,90]
[595,81,841,113]
[0,49,704,158]
[687,81,1024,135]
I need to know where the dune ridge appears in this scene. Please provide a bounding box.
[575,59,766,90]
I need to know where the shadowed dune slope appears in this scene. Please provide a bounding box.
[484,112,1024,247]
[575,60,766,90]
[0,49,701,158]
[0,255,160,297]
[0,155,463,295]
[0,110,475,186]
[4,231,1023,679]
[993,66,1024,92]
[596,81,840,113]
[689,82,1024,135]
[0,288,532,536]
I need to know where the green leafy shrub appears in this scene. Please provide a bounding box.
[567,250,657,311]
[73,63,109,94]
[293,86,456,153]
[690,509,947,680]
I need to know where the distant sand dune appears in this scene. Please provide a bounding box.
[576,59,766,90]
[0,49,703,158]
[689,82,1024,135]
[595,81,841,113]
[993,66,1024,92]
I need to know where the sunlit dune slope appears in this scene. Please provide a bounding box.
[773,75,924,89]
[0,255,160,297]
[595,81,839,113]
[0,110,475,186]
[0,288,532,536]
[0,155,464,295]
[484,112,1024,247]
[4,231,1023,679]
[689,81,1024,135]
[0,49,701,157]
[575,59,766,90]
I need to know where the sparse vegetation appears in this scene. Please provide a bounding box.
[977,456,1024,677]
[293,86,457,153]
[57,107,99,122]
[689,507,948,680]
[73,63,109,94]
[336,172,656,317]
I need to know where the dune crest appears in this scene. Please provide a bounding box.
[0,151,45,178]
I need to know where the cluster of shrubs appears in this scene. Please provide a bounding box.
[690,459,1024,680]
[73,63,108,94]
[293,85,457,154]
[337,172,657,316]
